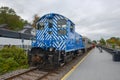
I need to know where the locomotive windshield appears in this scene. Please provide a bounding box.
[37,22,44,30]
[57,19,67,28]
[48,19,53,28]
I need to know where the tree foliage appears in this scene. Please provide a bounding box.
[99,38,106,45]
[0,46,28,75]
[98,37,120,49]
[0,6,28,30]
[32,14,40,28]
[92,40,97,44]
[106,37,120,48]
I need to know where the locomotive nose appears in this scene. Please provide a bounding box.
[32,54,44,64]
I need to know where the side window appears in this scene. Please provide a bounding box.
[48,19,52,28]
[70,24,74,32]
[37,22,44,30]
[58,29,66,35]
[57,19,67,28]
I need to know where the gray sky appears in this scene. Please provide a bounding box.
[0,0,120,40]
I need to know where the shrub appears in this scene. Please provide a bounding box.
[0,46,28,75]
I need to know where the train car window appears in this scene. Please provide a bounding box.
[48,19,53,28]
[37,22,44,30]
[57,19,67,28]
[58,29,66,35]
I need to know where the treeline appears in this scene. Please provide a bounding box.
[94,37,120,49]
[0,6,28,31]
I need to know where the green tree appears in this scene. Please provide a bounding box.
[92,40,97,44]
[106,37,117,44]
[116,38,120,47]
[99,38,106,46]
[106,37,120,49]
[0,6,16,15]
[0,6,28,31]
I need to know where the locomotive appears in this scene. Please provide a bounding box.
[28,13,93,68]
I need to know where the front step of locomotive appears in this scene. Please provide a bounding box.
[28,47,61,69]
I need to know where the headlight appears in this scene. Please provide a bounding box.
[49,47,53,51]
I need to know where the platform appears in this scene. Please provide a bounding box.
[63,47,120,80]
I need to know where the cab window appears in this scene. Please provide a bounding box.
[58,29,66,35]
[57,19,67,28]
[37,22,44,30]
[48,19,52,28]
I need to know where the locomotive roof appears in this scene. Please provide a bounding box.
[37,13,75,25]
[75,32,82,37]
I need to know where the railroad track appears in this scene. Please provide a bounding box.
[0,49,93,80]
[1,67,53,80]
[1,67,63,80]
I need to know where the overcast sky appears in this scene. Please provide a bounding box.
[0,0,120,40]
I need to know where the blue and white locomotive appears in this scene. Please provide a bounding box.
[28,13,89,68]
